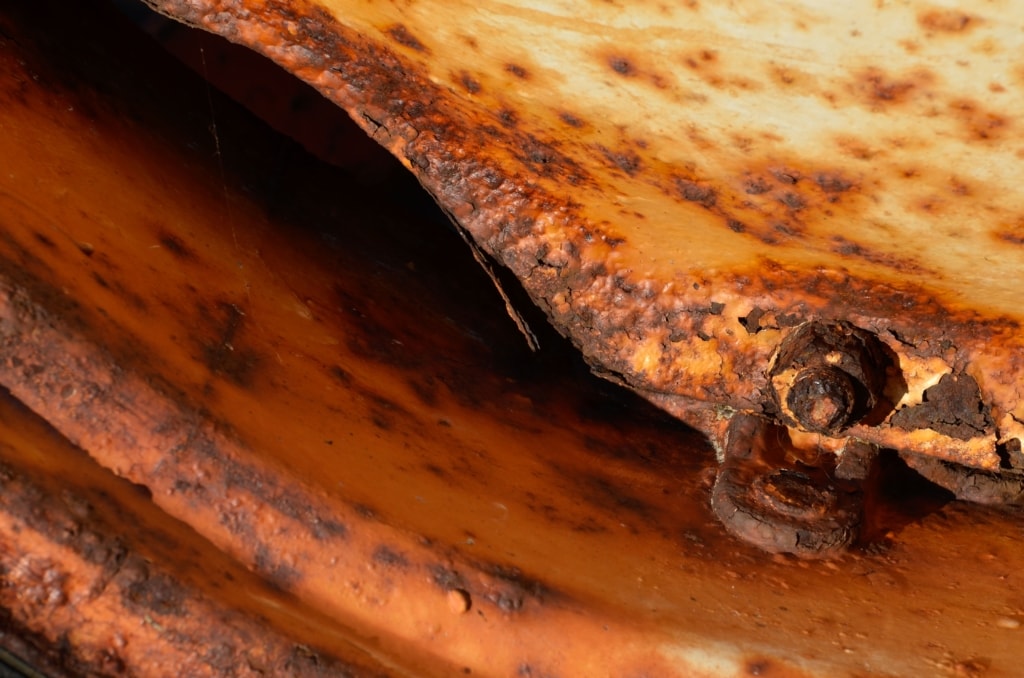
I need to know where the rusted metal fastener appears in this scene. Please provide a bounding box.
[768,321,892,436]
[711,413,871,557]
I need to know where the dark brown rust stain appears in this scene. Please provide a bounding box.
[847,66,934,109]
[597,144,642,176]
[159,231,195,260]
[458,71,482,94]
[477,561,551,613]
[498,107,518,127]
[993,220,1024,246]
[429,563,466,591]
[117,556,186,617]
[384,23,429,53]
[830,235,926,275]
[198,300,262,388]
[558,111,585,128]
[32,231,55,249]
[674,177,717,207]
[608,55,636,76]
[372,545,409,569]
[504,63,528,79]
[948,98,1010,143]
[891,373,992,440]
[428,558,556,615]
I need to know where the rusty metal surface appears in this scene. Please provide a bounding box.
[0,392,398,678]
[141,0,1024,476]
[5,1,1024,676]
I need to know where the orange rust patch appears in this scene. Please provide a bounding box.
[947,98,1010,143]
[832,135,880,161]
[846,66,936,110]
[917,8,976,34]
[992,219,1024,246]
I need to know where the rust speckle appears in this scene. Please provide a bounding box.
[994,220,1024,246]
[558,111,585,128]
[504,63,528,79]
[372,545,409,569]
[458,71,481,94]
[918,9,975,34]
[498,108,518,127]
[848,67,933,109]
[743,176,771,195]
[949,98,1010,142]
[159,232,193,260]
[813,172,854,194]
[674,177,716,207]
[949,176,971,196]
[608,55,636,77]
[831,235,925,274]
[683,49,718,72]
[33,231,56,249]
[385,24,429,53]
[198,301,261,388]
[778,192,806,211]
[598,145,642,176]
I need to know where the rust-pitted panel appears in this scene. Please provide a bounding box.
[142,0,1024,473]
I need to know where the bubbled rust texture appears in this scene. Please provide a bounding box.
[144,0,1024,473]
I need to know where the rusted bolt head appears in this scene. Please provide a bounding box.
[711,414,865,558]
[769,321,892,436]
[785,366,858,435]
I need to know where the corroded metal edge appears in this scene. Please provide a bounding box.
[0,393,391,678]
[144,0,1024,471]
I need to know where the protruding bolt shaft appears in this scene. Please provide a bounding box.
[769,321,892,436]
[786,365,858,435]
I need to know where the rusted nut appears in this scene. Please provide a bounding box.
[751,469,838,521]
[711,414,867,558]
[769,321,892,436]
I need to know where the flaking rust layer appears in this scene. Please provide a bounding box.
[145,0,1024,471]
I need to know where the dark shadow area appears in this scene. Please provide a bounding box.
[857,449,955,553]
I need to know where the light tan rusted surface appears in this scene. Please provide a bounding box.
[145,0,1024,470]
[4,1,1024,676]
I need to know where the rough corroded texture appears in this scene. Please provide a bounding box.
[143,0,1024,472]
[0,394,393,678]
[5,1,1024,675]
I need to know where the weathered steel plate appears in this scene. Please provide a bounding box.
[143,0,1024,475]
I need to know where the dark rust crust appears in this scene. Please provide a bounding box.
[144,0,1024,468]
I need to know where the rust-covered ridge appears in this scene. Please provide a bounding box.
[147,0,1024,468]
